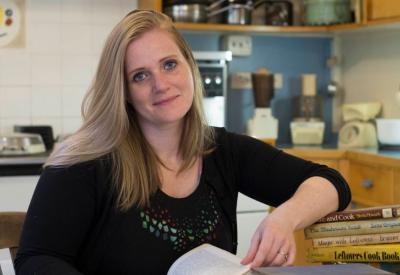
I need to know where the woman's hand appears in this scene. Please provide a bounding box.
[240,177,341,267]
[240,212,296,267]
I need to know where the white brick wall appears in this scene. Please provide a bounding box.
[0,0,138,137]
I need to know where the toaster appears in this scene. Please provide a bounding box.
[0,133,46,156]
[14,125,54,151]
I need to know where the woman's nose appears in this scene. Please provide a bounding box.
[152,71,169,93]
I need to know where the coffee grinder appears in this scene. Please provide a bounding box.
[247,68,278,141]
[290,74,325,145]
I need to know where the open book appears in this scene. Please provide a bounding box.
[167,243,251,275]
[166,244,393,275]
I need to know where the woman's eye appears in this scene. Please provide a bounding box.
[133,72,147,82]
[164,60,177,71]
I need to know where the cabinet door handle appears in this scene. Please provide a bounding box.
[361,179,374,189]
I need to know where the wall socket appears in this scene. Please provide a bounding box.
[274,73,283,89]
[221,35,252,56]
[231,72,252,89]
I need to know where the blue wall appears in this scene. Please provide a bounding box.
[183,33,335,145]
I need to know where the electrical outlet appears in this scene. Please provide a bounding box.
[230,72,252,89]
[221,35,252,56]
[274,73,283,89]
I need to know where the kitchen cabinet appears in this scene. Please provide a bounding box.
[366,0,400,23]
[0,176,38,211]
[346,150,400,207]
[236,194,270,259]
[139,0,162,12]
[348,161,395,207]
[137,0,400,35]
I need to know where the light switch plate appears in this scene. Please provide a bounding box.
[221,35,252,56]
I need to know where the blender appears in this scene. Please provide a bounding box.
[246,68,278,141]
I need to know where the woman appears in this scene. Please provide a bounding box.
[15,10,351,275]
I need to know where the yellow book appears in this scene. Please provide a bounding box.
[312,232,400,248]
[308,244,400,263]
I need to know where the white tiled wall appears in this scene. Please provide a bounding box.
[0,0,138,137]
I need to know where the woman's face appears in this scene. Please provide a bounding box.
[125,28,194,130]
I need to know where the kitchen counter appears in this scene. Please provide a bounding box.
[0,153,48,176]
[281,145,400,168]
[0,154,48,165]
[1,145,400,176]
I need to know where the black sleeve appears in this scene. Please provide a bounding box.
[14,163,98,275]
[228,132,351,211]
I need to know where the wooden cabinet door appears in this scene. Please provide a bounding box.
[349,161,395,206]
[138,0,162,12]
[367,0,400,21]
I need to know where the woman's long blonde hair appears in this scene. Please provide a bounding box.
[45,10,214,210]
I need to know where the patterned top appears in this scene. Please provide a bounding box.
[140,183,225,252]
[97,175,233,274]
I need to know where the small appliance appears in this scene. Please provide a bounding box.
[246,68,278,140]
[0,133,46,156]
[290,74,325,145]
[14,125,54,151]
[193,51,231,127]
[338,102,382,148]
[376,118,400,148]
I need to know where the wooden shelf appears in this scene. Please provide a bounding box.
[364,17,400,27]
[175,22,329,33]
[173,22,371,36]
[328,23,365,31]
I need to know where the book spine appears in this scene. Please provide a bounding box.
[312,232,400,248]
[304,217,400,239]
[307,244,400,263]
[316,206,400,224]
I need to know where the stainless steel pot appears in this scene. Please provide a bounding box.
[0,133,46,156]
[164,4,208,23]
[208,4,252,25]
[208,0,253,25]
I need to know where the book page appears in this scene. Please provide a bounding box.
[167,244,250,275]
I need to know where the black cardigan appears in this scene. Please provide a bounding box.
[15,127,351,274]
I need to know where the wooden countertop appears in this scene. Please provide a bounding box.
[346,149,400,168]
[283,148,347,159]
[281,147,400,169]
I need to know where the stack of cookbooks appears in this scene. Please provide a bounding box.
[305,204,400,273]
